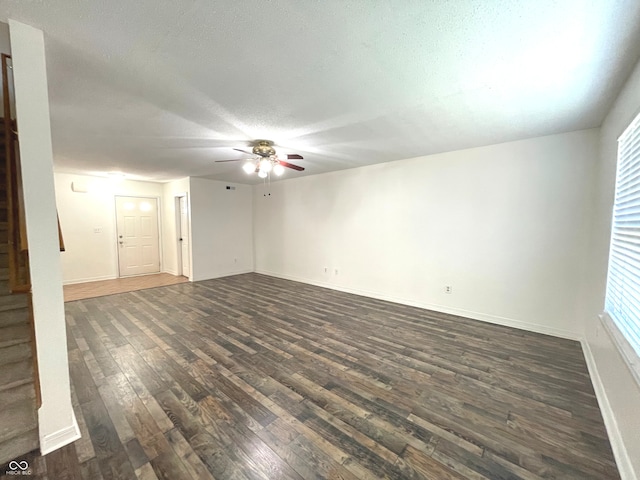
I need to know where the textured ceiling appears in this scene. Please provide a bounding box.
[1,1,640,184]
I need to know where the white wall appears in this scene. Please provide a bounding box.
[254,129,599,339]
[56,173,253,285]
[9,20,80,454]
[189,177,253,281]
[582,57,640,480]
[162,177,190,277]
[54,172,165,284]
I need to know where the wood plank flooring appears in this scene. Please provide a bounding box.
[63,273,189,302]
[1,273,620,479]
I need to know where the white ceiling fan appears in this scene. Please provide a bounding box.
[215,140,304,178]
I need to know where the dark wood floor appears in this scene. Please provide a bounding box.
[1,273,620,479]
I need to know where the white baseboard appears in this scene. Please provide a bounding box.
[62,274,116,285]
[581,340,635,480]
[192,269,254,282]
[254,270,579,340]
[163,268,179,276]
[39,412,81,456]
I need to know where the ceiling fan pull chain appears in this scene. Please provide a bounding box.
[262,175,272,197]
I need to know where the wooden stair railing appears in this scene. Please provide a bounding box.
[2,53,31,293]
[58,214,65,252]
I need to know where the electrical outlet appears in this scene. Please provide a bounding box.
[445,285,452,294]
[334,269,339,275]
[324,267,328,274]
[93,227,102,234]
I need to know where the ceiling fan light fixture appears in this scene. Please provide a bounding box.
[215,140,304,176]
[242,161,255,174]
[259,158,273,173]
[273,163,285,176]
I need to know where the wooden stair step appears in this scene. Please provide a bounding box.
[0,377,32,395]
[0,305,29,328]
[0,384,37,465]
[0,255,8,271]
[0,264,9,295]
[0,427,38,467]
[0,342,32,369]
[0,396,37,445]
[0,266,9,295]
[0,298,29,313]
[0,323,30,350]
[0,382,35,407]
[0,294,29,312]
[0,358,34,393]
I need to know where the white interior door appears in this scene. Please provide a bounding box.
[115,196,160,277]
[178,196,190,277]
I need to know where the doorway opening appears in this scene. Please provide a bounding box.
[176,195,190,278]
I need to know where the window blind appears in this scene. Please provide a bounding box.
[606,110,640,359]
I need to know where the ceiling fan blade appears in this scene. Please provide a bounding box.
[287,154,304,160]
[215,158,246,162]
[279,161,305,171]
[233,148,254,155]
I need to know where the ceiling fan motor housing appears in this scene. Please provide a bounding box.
[252,140,276,157]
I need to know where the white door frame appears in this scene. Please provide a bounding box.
[114,195,163,278]
[175,193,191,279]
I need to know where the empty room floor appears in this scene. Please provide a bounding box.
[9,274,620,479]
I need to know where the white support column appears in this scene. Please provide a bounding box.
[8,19,80,454]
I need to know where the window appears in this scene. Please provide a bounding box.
[605,110,640,382]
